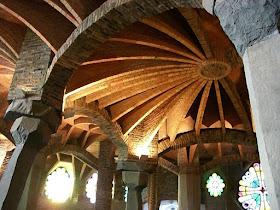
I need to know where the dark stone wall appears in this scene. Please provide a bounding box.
[215,0,280,55]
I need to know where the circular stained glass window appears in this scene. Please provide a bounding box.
[206,173,225,197]
[238,163,271,210]
[45,167,73,203]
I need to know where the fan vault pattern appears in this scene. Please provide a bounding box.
[65,8,255,159]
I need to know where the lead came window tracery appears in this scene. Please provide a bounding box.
[238,163,271,210]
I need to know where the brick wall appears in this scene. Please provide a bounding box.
[8,29,53,101]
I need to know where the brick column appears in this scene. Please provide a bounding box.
[95,141,115,210]
[0,28,61,209]
[112,170,126,210]
[207,1,280,209]
[148,172,157,210]
[0,103,60,209]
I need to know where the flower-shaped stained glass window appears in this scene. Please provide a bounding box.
[206,173,225,197]
[45,167,73,203]
[238,163,271,210]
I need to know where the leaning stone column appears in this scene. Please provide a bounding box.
[95,141,115,210]
[206,0,280,208]
[0,100,60,209]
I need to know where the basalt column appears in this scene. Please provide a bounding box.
[0,29,60,209]
[95,141,115,210]
[208,0,280,209]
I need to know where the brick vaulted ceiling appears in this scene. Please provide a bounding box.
[0,0,257,165]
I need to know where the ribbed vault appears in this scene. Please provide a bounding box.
[65,8,254,158]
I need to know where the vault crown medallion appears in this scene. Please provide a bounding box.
[197,59,231,80]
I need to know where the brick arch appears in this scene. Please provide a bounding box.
[200,154,259,173]
[64,97,128,149]
[39,143,99,169]
[42,0,203,111]
[158,128,257,153]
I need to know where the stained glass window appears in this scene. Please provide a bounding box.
[86,173,98,204]
[238,163,271,210]
[45,167,74,203]
[86,173,121,204]
[206,173,225,197]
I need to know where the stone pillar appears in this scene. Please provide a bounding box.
[0,100,60,209]
[148,172,156,210]
[95,141,115,210]
[210,1,280,209]
[122,171,142,210]
[0,27,60,209]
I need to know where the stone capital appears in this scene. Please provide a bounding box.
[5,99,61,132]
[10,116,53,147]
[213,0,280,55]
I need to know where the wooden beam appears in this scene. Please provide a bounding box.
[179,8,213,59]
[142,16,206,60]
[214,80,226,135]
[195,80,212,135]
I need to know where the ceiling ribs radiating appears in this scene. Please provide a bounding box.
[60,8,254,158]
